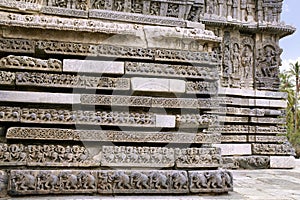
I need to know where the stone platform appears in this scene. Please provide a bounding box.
[8,159,300,200]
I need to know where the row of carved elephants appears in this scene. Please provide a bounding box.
[7,169,233,195]
[8,0,283,24]
[0,143,222,168]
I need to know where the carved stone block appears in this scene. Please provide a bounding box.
[213,144,252,156]
[0,107,20,122]
[0,55,62,72]
[101,146,175,168]
[252,143,295,156]
[125,62,218,80]
[222,156,270,169]
[175,148,221,168]
[0,38,35,54]
[9,170,97,195]
[270,156,296,169]
[16,72,130,91]
[98,170,189,194]
[0,71,15,85]
[0,143,27,166]
[250,117,285,124]
[186,81,218,94]
[41,6,88,18]
[0,170,7,197]
[176,114,219,128]
[0,0,41,13]
[248,135,288,143]
[63,59,124,74]
[221,135,248,143]
[189,170,233,193]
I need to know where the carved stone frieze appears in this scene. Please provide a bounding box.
[206,125,286,134]
[252,143,295,156]
[176,114,219,128]
[0,144,27,166]
[101,146,175,168]
[222,156,270,169]
[124,62,218,80]
[16,72,130,90]
[221,135,247,143]
[189,170,233,193]
[98,170,189,194]
[175,148,221,168]
[0,143,98,167]
[41,6,88,17]
[0,71,15,85]
[0,55,62,72]
[36,41,219,64]
[250,117,285,124]
[9,170,97,195]
[0,38,35,54]
[0,0,42,12]
[6,127,221,144]
[0,107,20,122]
[248,135,287,143]
[186,81,218,94]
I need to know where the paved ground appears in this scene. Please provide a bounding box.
[8,160,300,200]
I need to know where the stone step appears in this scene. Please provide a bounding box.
[6,127,221,144]
[8,169,233,195]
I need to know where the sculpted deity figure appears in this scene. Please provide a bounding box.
[232,0,238,19]
[241,45,253,79]
[231,43,240,75]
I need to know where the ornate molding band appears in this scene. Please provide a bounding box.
[6,127,221,144]
[206,125,286,134]
[0,38,35,53]
[252,143,295,156]
[8,169,233,195]
[222,156,270,169]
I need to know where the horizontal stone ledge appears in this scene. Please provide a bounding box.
[176,114,219,128]
[212,144,252,156]
[0,38,35,53]
[218,88,287,99]
[0,90,81,104]
[221,135,288,143]
[219,97,287,108]
[63,59,124,75]
[0,55,62,72]
[41,6,88,18]
[6,127,221,144]
[218,116,248,123]
[270,156,296,169]
[250,117,286,124]
[0,0,41,13]
[0,106,175,128]
[8,169,233,195]
[222,156,270,169]
[206,125,287,134]
[124,62,218,80]
[131,77,186,93]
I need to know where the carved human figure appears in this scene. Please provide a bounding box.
[240,0,247,21]
[150,2,160,15]
[131,0,143,13]
[232,0,238,19]
[92,0,105,9]
[231,43,240,75]
[114,0,124,11]
[206,0,215,15]
[241,45,253,79]
[53,0,68,7]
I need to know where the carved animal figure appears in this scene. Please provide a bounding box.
[77,172,95,189]
[12,172,36,191]
[113,171,131,189]
[37,172,59,190]
[150,172,168,189]
[172,172,187,189]
[206,171,223,188]
[59,172,78,189]
[131,172,149,189]
[191,172,208,188]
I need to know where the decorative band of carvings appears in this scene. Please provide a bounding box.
[206,125,286,134]
[0,143,221,168]
[221,135,288,143]
[89,9,186,27]
[36,40,219,64]
[6,127,221,144]
[0,55,62,72]
[0,0,41,12]
[41,6,88,18]
[0,143,98,167]
[8,169,233,195]
[124,62,218,80]
[186,81,218,94]
[0,12,135,35]
[0,71,15,85]
[16,72,130,90]
[252,143,295,156]
[250,117,285,124]
[81,95,219,109]
[222,156,270,169]
[0,38,35,53]
[218,97,287,108]
[206,108,285,117]
[176,114,219,128]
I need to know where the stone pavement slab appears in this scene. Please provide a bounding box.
[6,160,300,200]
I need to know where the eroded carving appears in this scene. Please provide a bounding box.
[176,114,219,128]
[252,143,295,156]
[222,156,270,169]
[0,71,15,85]
[0,38,34,54]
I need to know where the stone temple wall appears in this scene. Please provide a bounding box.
[0,0,295,197]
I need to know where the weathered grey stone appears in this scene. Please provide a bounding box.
[0,91,81,104]
[131,77,185,93]
[63,59,124,75]
[252,143,295,156]
[248,135,288,143]
[222,156,270,169]
[270,156,296,169]
[221,135,248,143]
[213,144,252,156]
[0,170,7,198]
